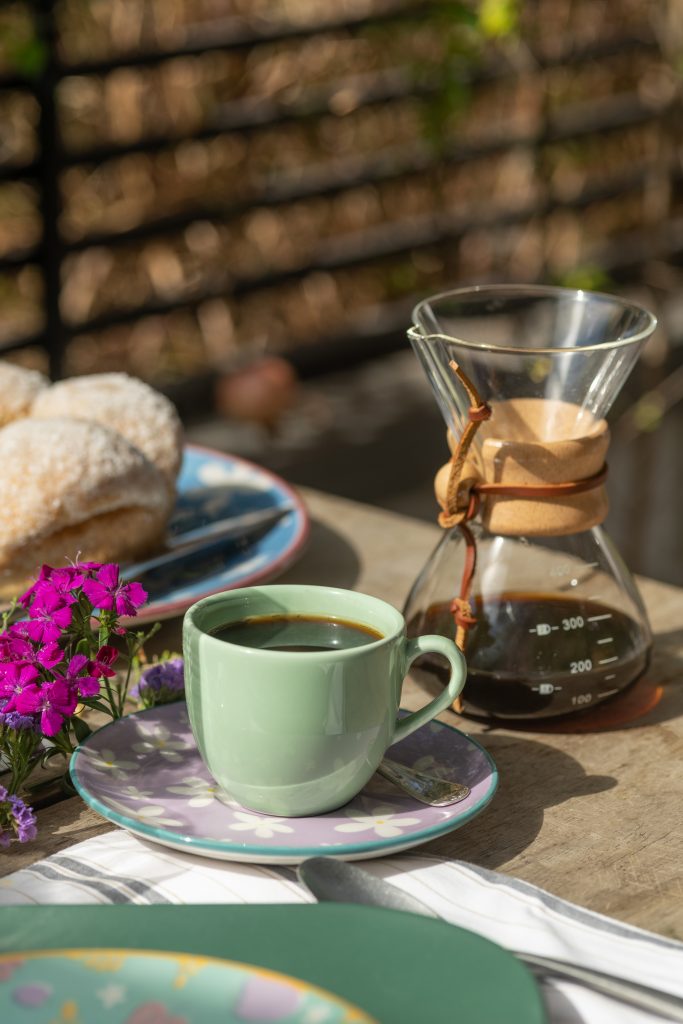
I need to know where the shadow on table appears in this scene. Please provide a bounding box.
[278,517,361,590]
[428,733,616,869]
[631,630,683,727]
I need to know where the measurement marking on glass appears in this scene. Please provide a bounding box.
[597,637,613,644]
[605,674,616,681]
[598,689,619,698]
[587,613,612,622]
[598,656,618,665]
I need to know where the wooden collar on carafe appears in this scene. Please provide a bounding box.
[437,360,608,712]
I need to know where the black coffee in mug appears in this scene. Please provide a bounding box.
[210,613,383,653]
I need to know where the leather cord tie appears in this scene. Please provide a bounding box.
[437,360,608,713]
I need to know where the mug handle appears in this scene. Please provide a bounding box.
[392,634,467,745]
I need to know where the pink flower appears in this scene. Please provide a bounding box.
[1,637,62,671]
[88,644,118,679]
[15,679,77,736]
[125,1002,187,1024]
[59,653,99,698]
[6,621,35,644]
[0,665,40,713]
[23,592,72,643]
[18,565,53,608]
[82,564,147,617]
[0,960,24,981]
[20,565,90,609]
[40,567,85,604]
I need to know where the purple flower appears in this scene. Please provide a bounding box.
[131,658,185,707]
[82,564,147,617]
[0,787,37,846]
[0,708,40,732]
[0,695,40,732]
[0,664,40,713]
[15,679,77,736]
[23,591,72,643]
[58,653,99,698]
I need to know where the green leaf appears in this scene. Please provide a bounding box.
[80,699,112,714]
[71,717,93,743]
[41,746,66,763]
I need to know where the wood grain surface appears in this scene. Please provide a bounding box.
[2,488,682,938]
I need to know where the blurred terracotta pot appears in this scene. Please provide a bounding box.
[215,356,299,428]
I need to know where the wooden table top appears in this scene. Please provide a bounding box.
[2,489,682,940]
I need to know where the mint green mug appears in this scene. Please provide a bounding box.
[182,585,466,816]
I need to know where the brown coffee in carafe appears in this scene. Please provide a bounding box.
[408,594,649,720]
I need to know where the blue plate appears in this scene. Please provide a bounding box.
[137,445,308,622]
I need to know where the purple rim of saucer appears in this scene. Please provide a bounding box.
[70,702,497,863]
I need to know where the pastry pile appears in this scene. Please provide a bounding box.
[0,365,183,598]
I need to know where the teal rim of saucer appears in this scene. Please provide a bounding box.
[70,706,498,861]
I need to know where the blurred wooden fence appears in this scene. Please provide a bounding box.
[0,0,681,389]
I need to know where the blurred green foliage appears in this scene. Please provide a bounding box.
[0,8,46,79]
[478,0,519,38]
[418,1,518,151]
[554,266,613,293]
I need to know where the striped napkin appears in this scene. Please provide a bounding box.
[1,829,682,1024]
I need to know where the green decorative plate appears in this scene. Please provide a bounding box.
[0,948,372,1023]
[0,904,547,1024]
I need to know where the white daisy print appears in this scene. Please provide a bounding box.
[97,984,126,1009]
[228,811,294,839]
[107,799,183,827]
[131,723,189,761]
[334,805,421,838]
[302,1007,336,1023]
[166,776,231,808]
[82,747,136,779]
[118,785,153,801]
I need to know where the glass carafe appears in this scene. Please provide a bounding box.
[404,285,656,720]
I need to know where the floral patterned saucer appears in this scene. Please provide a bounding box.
[0,949,374,1023]
[70,703,497,864]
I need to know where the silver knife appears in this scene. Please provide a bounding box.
[298,857,683,1022]
[122,506,293,581]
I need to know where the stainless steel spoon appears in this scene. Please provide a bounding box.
[377,758,469,806]
[298,857,683,1023]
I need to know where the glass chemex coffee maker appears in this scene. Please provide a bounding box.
[404,285,657,721]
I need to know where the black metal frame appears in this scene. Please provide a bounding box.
[0,1,680,384]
